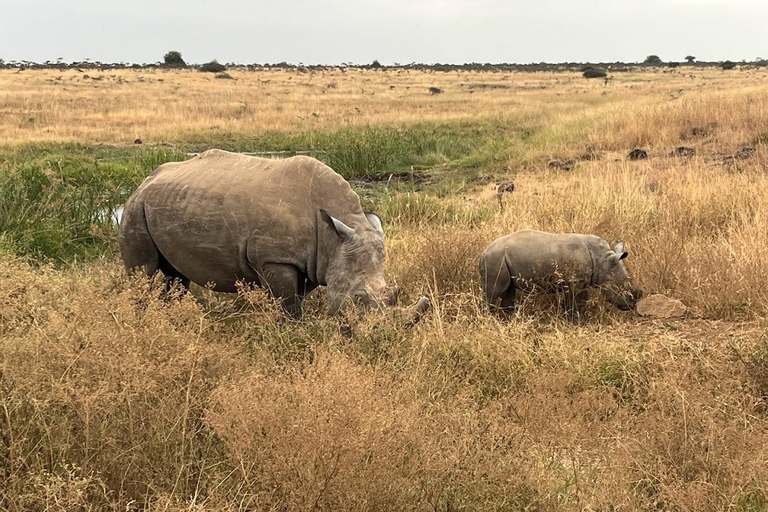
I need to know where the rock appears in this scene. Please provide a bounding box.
[671,146,695,157]
[628,148,648,161]
[496,181,515,195]
[735,146,757,160]
[636,294,687,318]
[548,159,562,168]
[134,138,142,145]
[547,159,576,170]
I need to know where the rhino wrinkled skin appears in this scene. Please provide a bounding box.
[479,229,642,317]
[119,149,393,317]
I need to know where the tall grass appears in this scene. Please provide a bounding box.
[0,145,187,260]
[3,67,768,510]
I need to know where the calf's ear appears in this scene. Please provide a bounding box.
[613,241,628,261]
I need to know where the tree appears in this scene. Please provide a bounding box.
[644,55,663,65]
[370,59,382,68]
[685,55,696,63]
[721,60,736,70]
[163,51,186,67]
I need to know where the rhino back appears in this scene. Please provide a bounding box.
[130,150,366,290]
[488,230,596,290]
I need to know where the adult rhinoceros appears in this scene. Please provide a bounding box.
[479,229,643,318]
[119,149,396,317]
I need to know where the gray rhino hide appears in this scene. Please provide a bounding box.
[119,150,387,315]
[479,229,639,313]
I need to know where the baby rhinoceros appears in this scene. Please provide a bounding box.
[479,230,643,318]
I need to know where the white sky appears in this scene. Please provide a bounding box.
[1,0,765,64]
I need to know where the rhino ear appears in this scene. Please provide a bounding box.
[613,241,628,262]
[320,209,357,241]
[365,212,384,238]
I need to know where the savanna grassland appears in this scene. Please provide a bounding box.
[2,65,768,511]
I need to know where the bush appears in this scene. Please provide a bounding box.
[163,50,186,67]
[721,60,737,70]
[583,68,607,79]
[644,55,663,65]
[200,60,226,73]
[214,72,234,80]
[428,86,443,95]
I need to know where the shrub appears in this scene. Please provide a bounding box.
[163,50,186,68]
[721,60,737,70]
[199,60,226,73]
[644,55,663,65]
[214,72,234,80]
[583,68,607,79]
[428,86,443,95]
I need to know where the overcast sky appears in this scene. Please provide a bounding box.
[1,0,765,64]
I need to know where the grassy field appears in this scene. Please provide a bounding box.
[2,67,768,511]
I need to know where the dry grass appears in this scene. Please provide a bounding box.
[1,66,766,147]
[2,67,768,510]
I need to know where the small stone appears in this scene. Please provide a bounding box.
[548,159,563,168]
[671,146,695,157]
[134,138,142,144]
[735,146,756,160]
[496,181,515,195]
[636,294,687,318]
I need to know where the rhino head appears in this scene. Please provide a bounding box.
[321,210,397,315]
[595,241,643,311]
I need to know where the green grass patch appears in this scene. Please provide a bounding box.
[0,120,539,262]
[180,120,529,179]
[0,144,187,262]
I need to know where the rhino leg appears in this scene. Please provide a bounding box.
[258,263,304,318]
[120,203,190,294]
[158,253,191,293]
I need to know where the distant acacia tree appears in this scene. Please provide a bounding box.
[163,51,186,67]
[685,55,696,63]
[644,55,663,65]
[721,60,736,70]
[370,59,382,68]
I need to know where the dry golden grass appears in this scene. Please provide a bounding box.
[1,66,766,146]
[2,67,768,510]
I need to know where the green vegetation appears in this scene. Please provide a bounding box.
[199,59,227,73]
[0,145,187,261]
[0,121,531,262]
[163,50,186,67]
[582,67,607,78]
